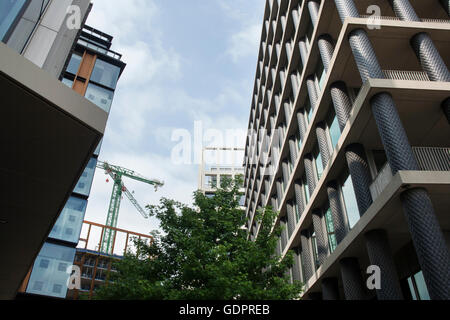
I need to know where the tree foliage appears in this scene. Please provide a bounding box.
[94,177,303,300]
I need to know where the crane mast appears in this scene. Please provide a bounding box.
[96,161,164,255]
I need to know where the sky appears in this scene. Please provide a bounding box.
[80,0,265,241]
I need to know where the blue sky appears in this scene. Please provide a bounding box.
[82,0,265,238]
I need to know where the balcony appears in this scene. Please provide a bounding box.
[370,147,450,200]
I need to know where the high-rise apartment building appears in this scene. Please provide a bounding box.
[21,25,125,299]
[0,0,124,300]
[243,0,450,300]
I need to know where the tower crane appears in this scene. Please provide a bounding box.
[96,160,164,255]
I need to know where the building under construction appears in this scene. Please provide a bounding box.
[67,221,153,300]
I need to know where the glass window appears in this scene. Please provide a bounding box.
[61,77,73,88]
[311,232,319,269]
[328,111,341,150]
[407,271,430,300]
[342,175,360,229]
[0,0,27,41]
[302,174,310,204]
[85,83,114,113]
[74,157,97,197]
[93,138,103,156]
[414,271,430,300]
[66,53,82,75]
[324,208,337,253]
[90,59,121,89]
[27,243,76,298]
[304,99,313,125]
[316,60,326,90]
[314,147,324,180]
[49,196,87,244]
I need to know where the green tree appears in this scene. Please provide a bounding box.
[94,177,303,300]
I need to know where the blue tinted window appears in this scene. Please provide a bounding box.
[49,196,87,244]
[74,157,97,196]
[66,53,82,75]
[414,271,430,300]
[90,59,120,89]
[329,114,341,150]
[302,174,310,204]
[61,77,73,88]
[314,149,324,180]
[0,0,27,41]
[85,82,114,113]
[27,243,76,298]
[325,208,337,252]
[342,175,360,229]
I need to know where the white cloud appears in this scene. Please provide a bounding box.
[227,23,261,63]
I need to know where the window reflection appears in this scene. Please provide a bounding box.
[328,113,341,150]
[49,196,87,244]
[0,0,27,41]
[90,58,120,89]
[26,243,76,298]
[66,53,82,75]
[74,157,97,197]
[341,175,360,229]
[85,82,114,113]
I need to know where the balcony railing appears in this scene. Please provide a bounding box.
[370,147,450,200]
[360,15,450,24]
[382,70,430,81]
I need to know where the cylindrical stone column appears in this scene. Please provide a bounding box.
[289,137,298,165]
[364,229,404,300]
[370,92,419,174]
[316,122,331,168]
[401,188,450,300]
[322,277,340,300]
[300,230,314,282]
[292,247,303,282]
[389,0,420,20]
[330,81,353,131]
[307,0,320,27]
[312,209,329,266]
[286,202,297,237]
[284,102,292,124]
[340,257,367,300]
[297,111,308,141]
[299,38,309,66]
[294,180,306,216]
[410,32,450,82]
[344,144,373,215]
[317,34,335,72]
[282,161,290,188]
[306,75,319,108]
[304,154,317,195]
[326,181,348,244]
[334,0,359,22]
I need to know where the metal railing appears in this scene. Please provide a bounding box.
[360,15,450,24]
[383,70,430,81]
[413,147,450,171]
[370,147,450,200]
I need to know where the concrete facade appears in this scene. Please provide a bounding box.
[243,0,450,300]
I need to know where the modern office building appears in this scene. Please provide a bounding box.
[20,24,126,299]
[0,0,108,300]
[243,0,450,300]
[199,147,246,204]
